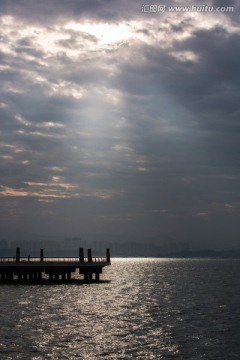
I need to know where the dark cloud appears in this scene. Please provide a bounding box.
[0,0,141,24]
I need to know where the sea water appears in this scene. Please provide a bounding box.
[0,258,240,359]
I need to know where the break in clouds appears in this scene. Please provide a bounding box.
[0,0,240,250]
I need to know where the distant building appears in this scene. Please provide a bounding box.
[0,239,8,249]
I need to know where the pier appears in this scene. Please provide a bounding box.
[0,248,111,283]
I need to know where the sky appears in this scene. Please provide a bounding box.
[0,0,240,250]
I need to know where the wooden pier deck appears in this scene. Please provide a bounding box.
[0,248,111,283]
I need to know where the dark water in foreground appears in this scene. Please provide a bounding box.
[0,258,240,359]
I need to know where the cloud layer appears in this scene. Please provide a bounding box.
[1,0,240,249]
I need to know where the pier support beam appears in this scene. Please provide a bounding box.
[79,248,84,262]
[88,249,92,263]
[40,249,44,262]
[0,273,6,282]
[8,273,14,282]
[16,247,20,263]
[38,271,42,281]
[33,272,38,281]
[106,248,110,262]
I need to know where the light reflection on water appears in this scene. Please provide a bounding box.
[0,258,240,359]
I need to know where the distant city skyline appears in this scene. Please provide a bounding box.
[0,0,240,251]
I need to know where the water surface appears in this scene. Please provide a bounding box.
[0,258,239,359]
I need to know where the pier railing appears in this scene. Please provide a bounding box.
[0,256,108,263]
[0,247,110,268]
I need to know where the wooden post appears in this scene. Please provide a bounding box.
[38,271,42,281]
[7,272,14,282]
[16,247,20,262]
[40,249,44,262]
[79,248,84,262]
[106,248,110,262]
[88,249,92,262]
